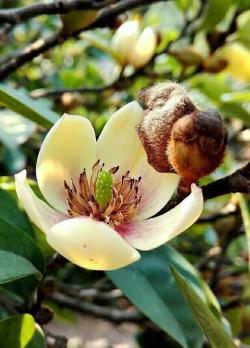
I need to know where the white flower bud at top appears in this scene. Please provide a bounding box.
[128,27,157,68]
[111,20,157,68]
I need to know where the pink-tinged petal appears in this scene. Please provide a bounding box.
[129,27,157,68]
[118,184,203,250]
[36,114,96,214]
[15,170,66,234]
[97,101,144,177]
[47,216,140,270]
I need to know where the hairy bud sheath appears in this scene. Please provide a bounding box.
[136,82,227,183]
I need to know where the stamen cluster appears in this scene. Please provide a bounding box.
[64,160,142,228]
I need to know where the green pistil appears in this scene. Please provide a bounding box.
[95,170,113,210]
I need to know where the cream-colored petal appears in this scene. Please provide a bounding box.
[36,114,96,214]
[129,27,157,68]
[97,101,178,218]
[15,170,66,234]
[111,20,140,65]
[135,157,180,220]
[118,184,203,250]
[97,101,144,176]
[47,216,140,270]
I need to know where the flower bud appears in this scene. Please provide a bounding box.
[169,47,204,67]
[61,10,99,35]
[128,27,157,68]
[34,305,54,325]
[203,55,228,73]
[168,109,227,181]
[111,20,157,68]
[137,82,227,182]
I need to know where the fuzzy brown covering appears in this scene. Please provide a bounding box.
[136,82,227,183]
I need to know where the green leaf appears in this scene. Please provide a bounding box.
[0,187,33,235]
[232,11,250,47]
[236,193,250,272]
[26,325,46,348]
[0,218,45,274]
[0,189,44,286]
[0,251,41,284]
[0,314,45,348]
[221,91,250,103]
[189,74,250,126]
[172,267,236,348]
[0,84,58,128]
[0,183,53,258]
[201,0,232,32]
[189,74,230,102]
[107,245,204,348]
[219,102,250,126]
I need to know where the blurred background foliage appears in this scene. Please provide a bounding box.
[0,0,250,347]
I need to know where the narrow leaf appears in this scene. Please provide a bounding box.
[172,267,236,348]
[0,187,33,234]
[201,0,232,32]
[0,84,58,128]
[107,246,204,348]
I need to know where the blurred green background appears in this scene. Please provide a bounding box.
[0,0,250,347]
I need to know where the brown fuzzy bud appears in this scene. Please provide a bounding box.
[136,82,227,182]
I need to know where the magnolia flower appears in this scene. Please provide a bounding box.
[15,102,203,271]
[111,20,157,68]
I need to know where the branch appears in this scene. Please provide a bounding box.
[0,32,62,81]
[0,0,114,25]
[51,292,143,322]
[197,211,237,224]
[31,80,118,99]
[45,331,67,348]
[222,298,250,311]
[0,0,161,81]
[30,0,207,99]
[203,162,250,200]
[31,70,174,98]
[160,162,250,214]
[58,282,123,301]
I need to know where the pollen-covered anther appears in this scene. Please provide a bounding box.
[64,161,142,228]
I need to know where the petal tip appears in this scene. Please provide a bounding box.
[127,100,143,112]
[191,183,202,195]
[132,249,141,262]
[15,169,27,181]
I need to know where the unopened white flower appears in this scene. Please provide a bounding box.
[111,20,157,68]
[15,102,203,271]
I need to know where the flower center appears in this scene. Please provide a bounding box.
[64,160,142,228]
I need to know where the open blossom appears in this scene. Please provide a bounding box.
[15,102,203,271]
[111,20,157,68]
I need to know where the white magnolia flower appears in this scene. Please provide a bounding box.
[111,20,157,68]
[15,102,203,271]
